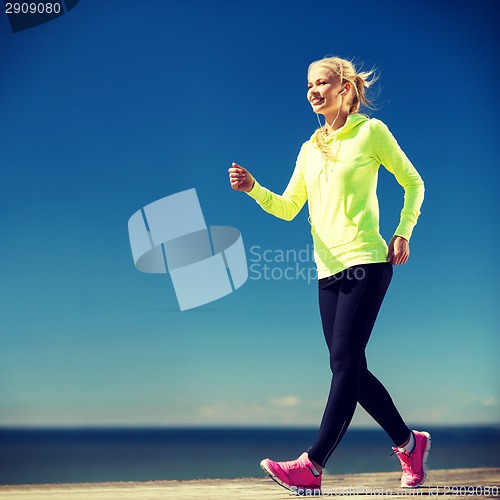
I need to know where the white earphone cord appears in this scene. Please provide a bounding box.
[316,98,342,134]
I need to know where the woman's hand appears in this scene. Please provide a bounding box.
[387,235,410,265]
[228,163,255,192]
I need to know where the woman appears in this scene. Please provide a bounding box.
[228,56,428,493]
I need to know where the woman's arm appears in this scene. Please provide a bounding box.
[228,147,308,221]
[370,119,425,265]
[371,119,425,238]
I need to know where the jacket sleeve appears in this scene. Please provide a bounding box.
[371,119,425,241]
[245,145,308,221]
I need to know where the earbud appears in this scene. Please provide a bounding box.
[340,88,348,95]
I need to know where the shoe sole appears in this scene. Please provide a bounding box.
[401,431,432,489]
[260,460,293,491]
[260,460,322,496]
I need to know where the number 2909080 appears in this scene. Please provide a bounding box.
[5,2,62,14]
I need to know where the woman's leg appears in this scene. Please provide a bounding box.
[260,262,429,491]
[308,263,394,467]
[358,359,411,447]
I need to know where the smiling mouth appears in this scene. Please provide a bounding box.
[311,98,325,105]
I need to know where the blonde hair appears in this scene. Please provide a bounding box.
[308,56,378,159]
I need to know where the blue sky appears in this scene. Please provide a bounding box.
[0,0,498,429]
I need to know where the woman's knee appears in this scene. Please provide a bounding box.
[329,348,364,375]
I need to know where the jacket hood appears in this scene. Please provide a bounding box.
[311,113,368,145]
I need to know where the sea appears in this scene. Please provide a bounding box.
[0,426,498,485]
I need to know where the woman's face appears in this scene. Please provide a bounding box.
[307,65,344,118]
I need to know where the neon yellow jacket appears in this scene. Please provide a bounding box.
[246,113,425,279]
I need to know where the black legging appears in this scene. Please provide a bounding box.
[308,262,411,467]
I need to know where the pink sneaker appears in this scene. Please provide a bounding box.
[260,452,322,494]
[392,430,431,488]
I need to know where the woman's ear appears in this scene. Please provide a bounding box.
[340,82,352,95]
